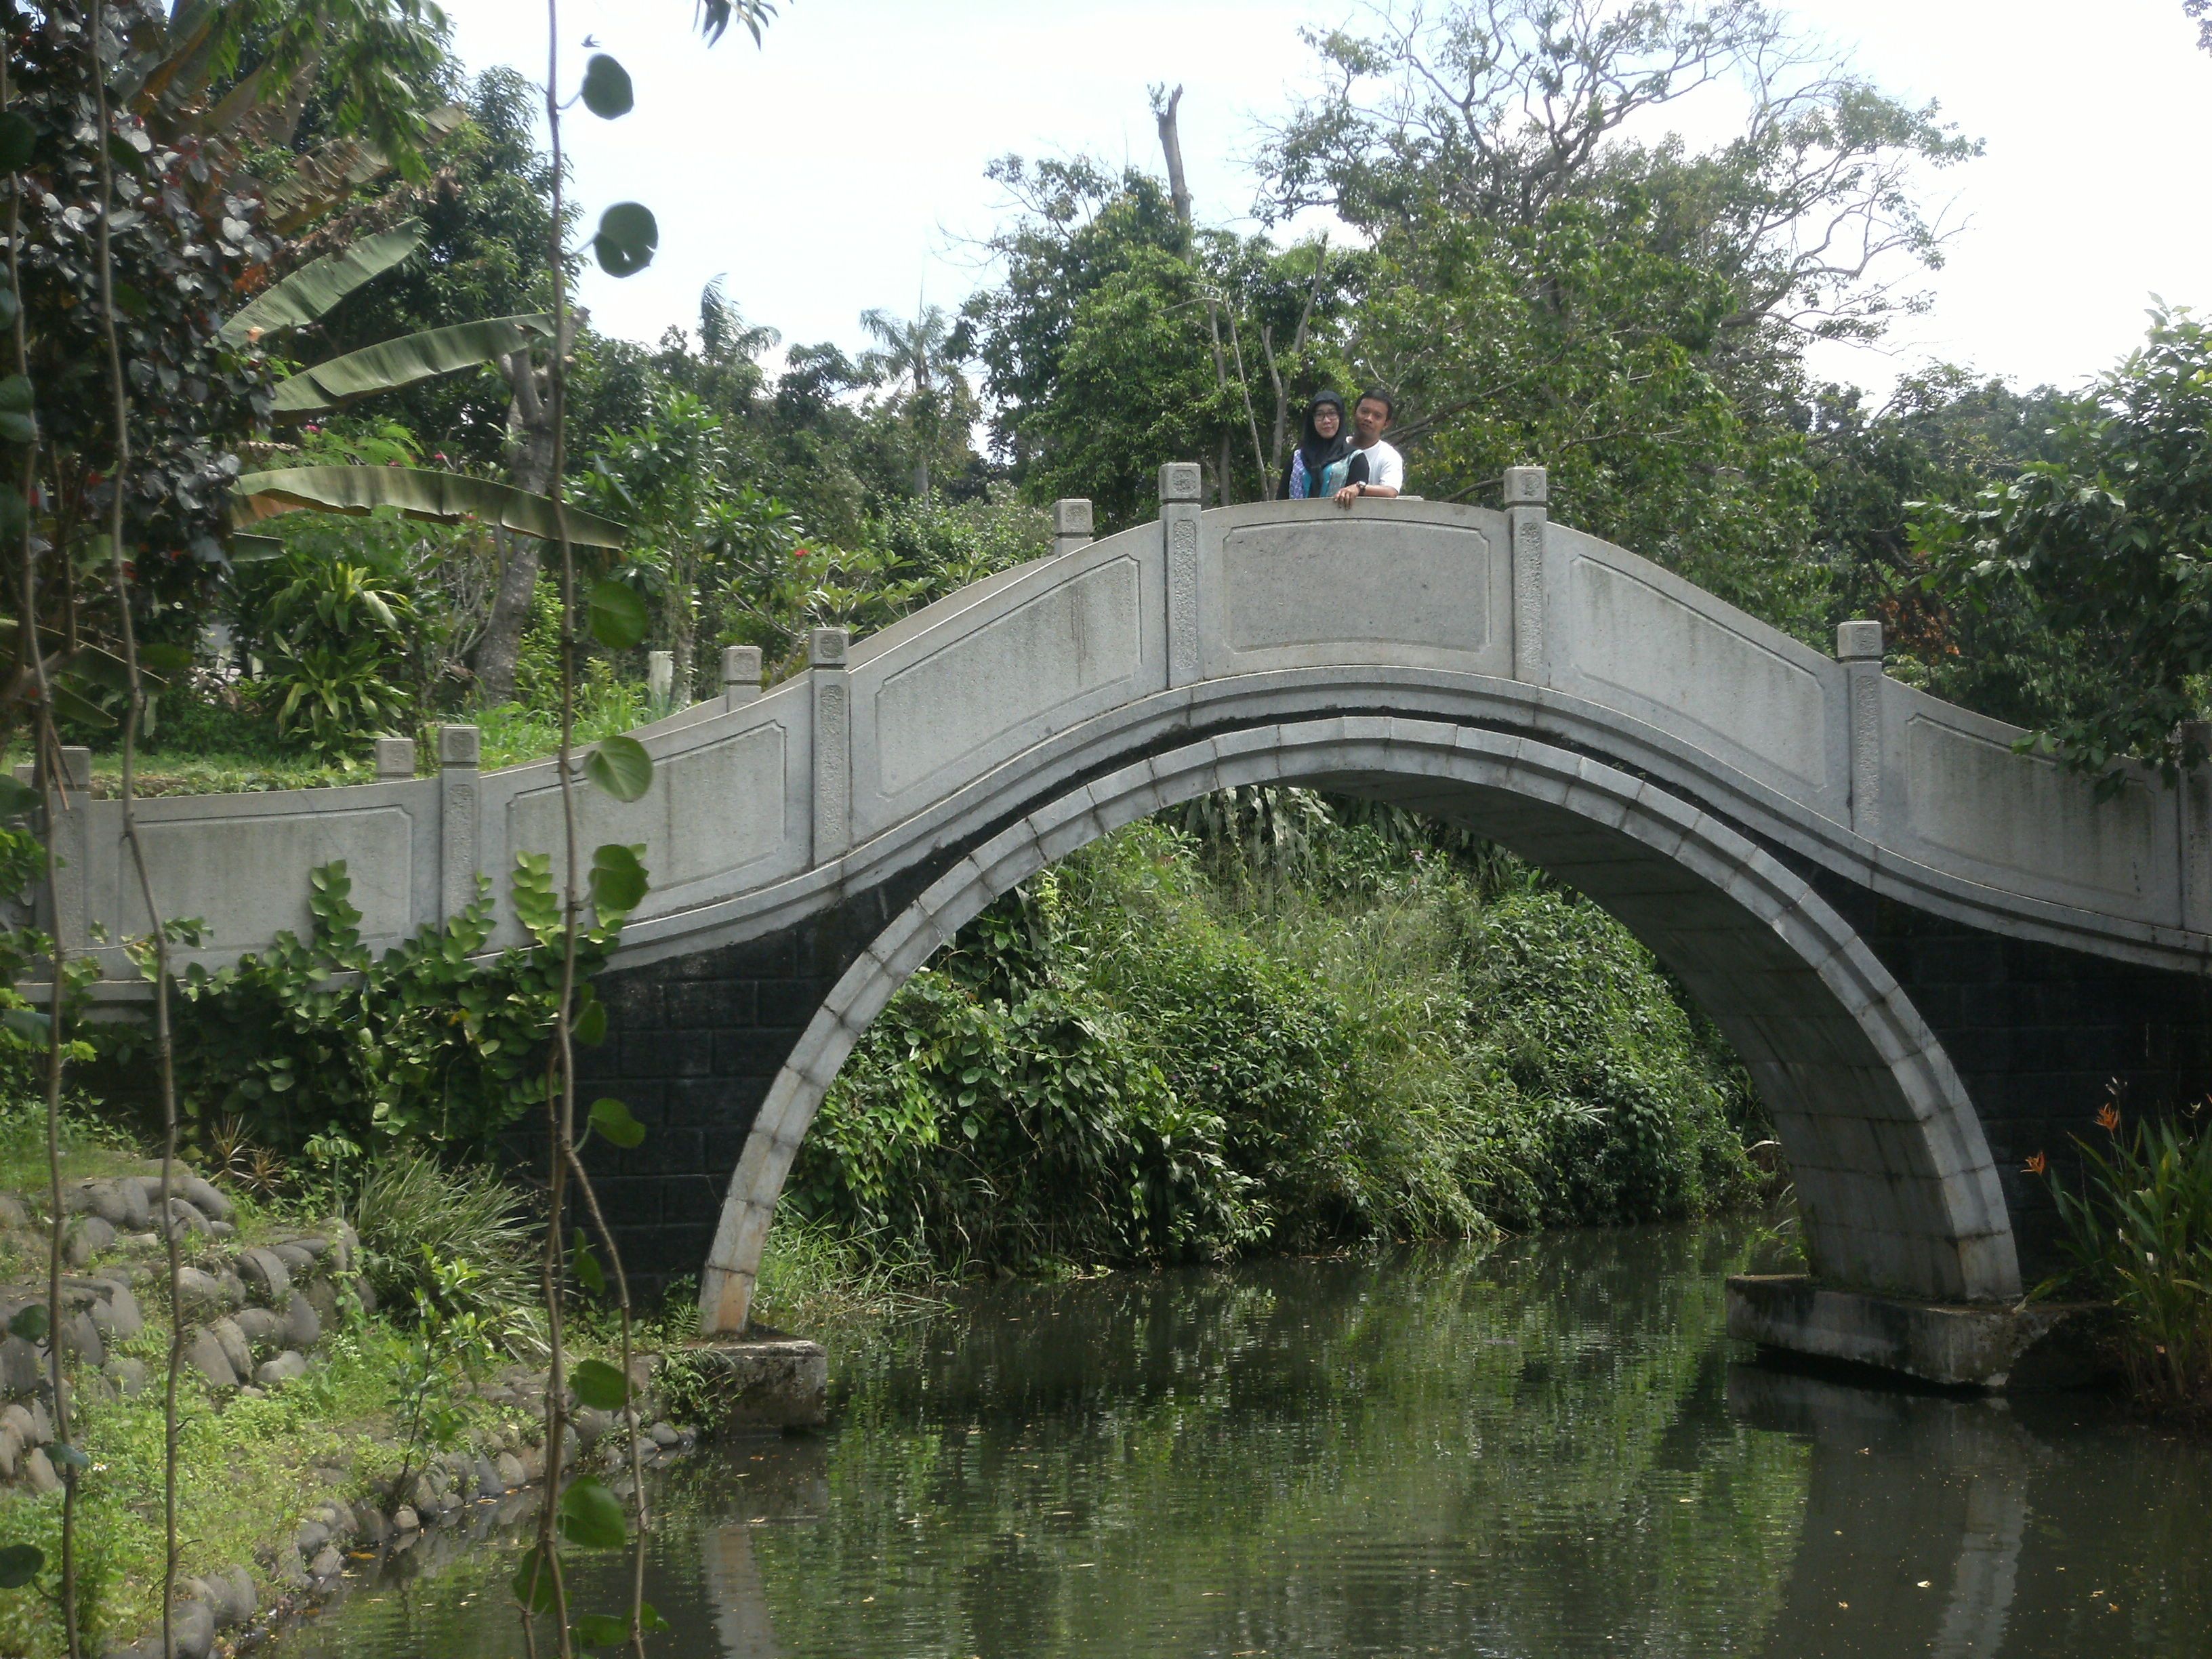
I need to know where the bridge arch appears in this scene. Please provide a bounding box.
[697,712,2018,1335]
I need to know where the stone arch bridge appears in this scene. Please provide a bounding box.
[42,465,2212,1382]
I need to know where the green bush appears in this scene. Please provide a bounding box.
[791,813,1759,1275]
[351,1149,547,1358]
[2043,1101,2212,1408]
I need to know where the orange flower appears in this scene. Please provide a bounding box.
[2095,1102,2123,1134]
[2024,1151,2048,1176]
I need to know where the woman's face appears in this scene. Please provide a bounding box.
[1313,404,1341,438]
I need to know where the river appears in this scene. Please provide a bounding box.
[270,1223,2212,1657]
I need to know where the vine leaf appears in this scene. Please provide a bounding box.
[0,1544,42,1590]
[570,1356,630,1410]
[590,843,649,915]
[587,580,649,650]
[0,778,39,819]
[557,1476,628,1549]
[571,1228,605,1296]
[583,736,653,802]
[6,1305,48,1343]
[579,55,634,119]
[510,1544,557,1614]
[0,112,34,171]
[588,1096,645,1149]
[592,203,658,278]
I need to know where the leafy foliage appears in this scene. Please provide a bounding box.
[253,554,411,758]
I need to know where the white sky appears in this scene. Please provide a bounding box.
[446,0,2212,401]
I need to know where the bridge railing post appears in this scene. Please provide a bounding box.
[1161,463,1203,687]
[437,723,480,920]
[1504,466,1548,684]
[1836,621,1884,838]
[721,644,762,712]
[1052,498,1094,559]
[2180,720,2212,934]
[809,627,851,863]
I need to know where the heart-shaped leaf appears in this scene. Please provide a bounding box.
[1,1008,50,1043]
[7,1303,48,1343]
[47,1443,86,1471]
[583,735,652,802]
[587,579,648,650]
[0,1543,43,1589]
[570,1355,630,1410]
[575,1612,630,1650]
[0,776,39,819]
[0,113,31,172]
[0,485,24,542]
[510,1544,557,1614]
[570,1227,605,1296]
[0,375,30,414]
[589,1096,645,1149]
[579,54,634,119]
[557,1475,628,1549]
[592,203,658,279]
[590,842,649,914]
[572,996,608,1048]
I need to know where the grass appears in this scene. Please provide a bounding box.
[81,749,368,797]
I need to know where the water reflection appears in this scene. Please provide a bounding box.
[272,1225,2212,1659]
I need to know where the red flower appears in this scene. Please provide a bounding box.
[2095,1102,2122,1134]
[793,546,810,560]
[2023,1151,2047,1176]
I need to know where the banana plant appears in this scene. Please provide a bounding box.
[222,224,629,552]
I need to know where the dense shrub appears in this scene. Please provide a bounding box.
[790,813,1759,1273]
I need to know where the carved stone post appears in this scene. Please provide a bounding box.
[438,724,480,918]
[1504,466,1549,684]
[373,736,416,781]
[721,644,762,711]
[809,628,851,863]
[1161,463,1203,688]
[1052,498,1094,560]
[1837,621,1885,838]
[2179,721,2212,935]
[647,649,675,705]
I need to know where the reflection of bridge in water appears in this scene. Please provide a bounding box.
[46,464,2212,1377]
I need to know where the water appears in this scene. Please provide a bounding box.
[273,1225,2212,1658]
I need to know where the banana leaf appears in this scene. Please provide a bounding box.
[271,314,554,415]
[258,107,467,236]
[232,467,629,548]
[218,222,424,345]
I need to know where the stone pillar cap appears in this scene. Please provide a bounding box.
[436,724,480,768]
[1503,466,1548,506]
[1051,499,1094,536]
[807,628,849,668]
[1836,620,1884,663]
[1159,463,1202,504]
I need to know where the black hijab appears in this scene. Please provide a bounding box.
[1290,390,1354,495]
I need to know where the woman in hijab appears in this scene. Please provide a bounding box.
[1279,390,1366,500]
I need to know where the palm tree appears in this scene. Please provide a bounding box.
[857,303,958,497]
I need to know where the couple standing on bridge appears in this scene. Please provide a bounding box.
[1279,389,1406,505]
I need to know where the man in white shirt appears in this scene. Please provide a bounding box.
[1334,391,1405,507]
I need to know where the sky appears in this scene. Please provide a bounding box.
[445,0,2212,402]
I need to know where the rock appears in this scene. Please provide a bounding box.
[294,1520,330,1557]
[270,1546,309,1590]
[0,1423,19,1478]
[24,1447,58,1494]
[219,1565,256,1629]
[0,1194,27,1229]
[301,1279,339,1332]
[232,1307,287,1351]
[572,1407,609,1447]
[518,1443,546,1481]
[409,1475,438,1515]
[185,1328,237,1390]
[650,1420,680,1448]
[392,1505,419,1532]
[173,1266,226,1314]
[235,1385,266,1401]
[88,1280,142,1342]
[310,1544,343,1580]
[60,1311,103,1368]
[283,1290,322,1351]
[169,1597,216,1659]
[354,1504,390,1547]
[1,1404,33,1443]
[209,1317,251,1381]
[351,1275,377,1316]
[158,1197,211,1239]
[256,1351,308,1387]
[236,1248,291,1308]
[106,1357,147,1397]
[27,1400,52,1444]
[208,1220,235,1241]
[0,1334,41,1395]
[81,1182,131,1227]
[64,1214,115,1267]
[270,1242,315,1277]
[290,1235,329,1261]
[474,1455,501,1498]
[178,1176,232,1223]
[212,1269,247,1311]
[115,1181,151,1232]
[495,1452,527,1489]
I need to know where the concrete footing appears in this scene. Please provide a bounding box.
[1726,1274,2107,1391]
[687,1335,828,1431]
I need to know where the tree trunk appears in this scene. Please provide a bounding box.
[1154,85,1191,223]
[471,338,560,706]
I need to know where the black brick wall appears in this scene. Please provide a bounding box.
[1812,873,2212,1284]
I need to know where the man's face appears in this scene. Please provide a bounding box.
[1354,398,1391,444]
